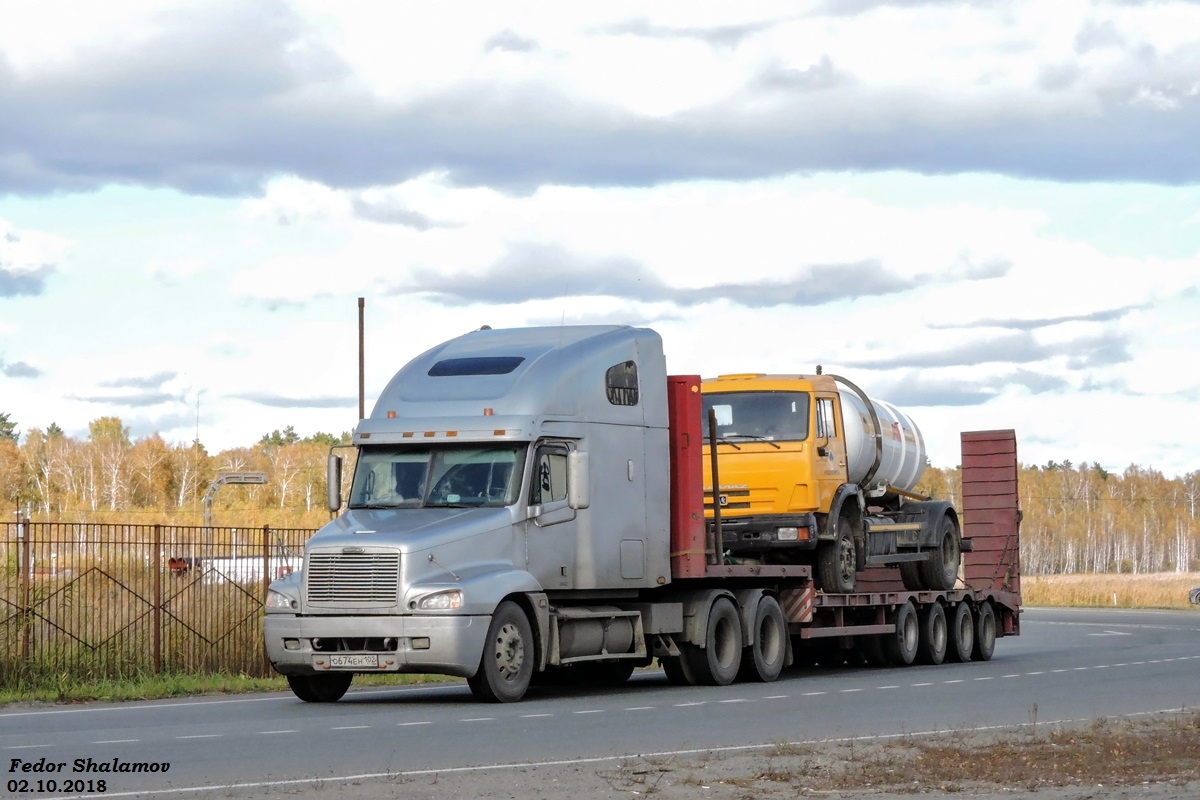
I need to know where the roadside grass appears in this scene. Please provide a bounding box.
[1023,572,1200,609]
[0,671,450,706]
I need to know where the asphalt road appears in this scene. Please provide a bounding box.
[3,607,1199,799]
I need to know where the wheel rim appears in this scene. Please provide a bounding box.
[493,621,525,680]
[837,536,855,584]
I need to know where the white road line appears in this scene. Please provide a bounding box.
[840,688,865,693]
[257,730,297,735]
[398,721,432,726]
[912,682,933,687]
[5,744,53,750]
[877,685,900,689]
[718,699,749,703]
[943,679,964,684]
[573,710,604,715]
[331,725,372,730]
[764,695,789,699]
[176,734,220,739]
[802,691,827,696]
[460,718,495,722]
[624,706,654,711]
[520,713,553,718]
[674,702,706,707]
[93,739,140,744]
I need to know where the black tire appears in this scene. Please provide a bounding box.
[919,514,962,591]
[737,596,787,683]
[684,597,743,685]
[468,600,534,702]
[882,600,919,666]
[661,656,694,685]
[817,517,857,593]
[287,673,352,703]
[972,601,997,662]
[946,602,974,663]
[898,561,923,591]
[917,603,948,665]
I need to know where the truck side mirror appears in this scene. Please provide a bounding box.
[327,453,343,513]
[567,450,590,510]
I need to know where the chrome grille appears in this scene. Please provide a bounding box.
[305,550,400,606]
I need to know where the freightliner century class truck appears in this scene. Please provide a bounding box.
[263,325,1021,703]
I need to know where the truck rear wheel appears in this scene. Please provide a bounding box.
[882,600,918,665]
[919,514,962,590]
[661,655,695,686]
[946,602,974,662]
[737,595,786,682]
[817,517,857,593]
[685,597,743,685]
[972,601,997,662]
[917,603,947,665]
[468,600,534,702]
[287,673,352,703]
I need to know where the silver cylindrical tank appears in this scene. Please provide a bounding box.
[838,388,927,496]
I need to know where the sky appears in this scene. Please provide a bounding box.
[1,0,1199,478]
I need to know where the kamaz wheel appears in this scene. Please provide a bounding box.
[287,673,352,703]
[919,514,962,590]
[468,600,534,702]
[817,517,857,593]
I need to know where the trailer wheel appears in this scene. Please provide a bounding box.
[468,600,534,702]
[661,655,698,685]
[919,514,962,591]
[882,600,919,665]
[817,517,857,593]
[685,597,743,685]
[972,601,997,662]
[737,595,786,682]
[946,602,974,663]
[917,603,948,665]
[287,673,352,703]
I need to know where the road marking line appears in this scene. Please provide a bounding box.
[802,691,827,696]
[943,679,964,684]
[1026,672,1044,675]
[5,744,53,750]
[332,725,372,730]
[624,706,654,711]
[912,682,933,687]
[257,731,297,735]
[974,677,993,681]
[573,710,604,715]
[840,688,865,693]
[520,713,553,718]
[764,695,789,699]
[1002,674,1020,678]
[93,739,140,744]
[674,701,706,707]
[177,734,220,739]
[461,718,495,722]
[398,721,432,726]
[877,685,900,689]
[718,699,749,703]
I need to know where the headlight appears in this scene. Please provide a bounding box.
[265,589,298,611]
[776,526,799,542]
[415,590,463,610]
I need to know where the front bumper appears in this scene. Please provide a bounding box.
[264,613,489,678]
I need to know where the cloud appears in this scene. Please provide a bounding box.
[0,265,53,297]
[841,329,1134,370]
[231,392,355,409]
[72,391,182,408]
[2,360,41,378]
[929,304,1142,331]
[3,3,1200,196]
[350,196,449,229]
[99,372,179,390]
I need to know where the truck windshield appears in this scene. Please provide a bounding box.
[702,391,810,442]
[349,444,526,508]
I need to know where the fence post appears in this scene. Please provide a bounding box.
[262,525,271,676]
[17,516,30,664]
[153,523,163,675]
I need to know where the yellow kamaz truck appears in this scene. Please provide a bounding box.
[701,371,961,594]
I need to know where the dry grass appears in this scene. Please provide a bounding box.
[1023,572,1200,609]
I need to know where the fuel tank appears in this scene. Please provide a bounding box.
[838,388,927,496]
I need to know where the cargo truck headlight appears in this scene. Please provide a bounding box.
[415,590,464,611]
[776,527,799,542]
[265,589,298,611]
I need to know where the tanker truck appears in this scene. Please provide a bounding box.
[263,325,1021,704]
[701,372,957,594]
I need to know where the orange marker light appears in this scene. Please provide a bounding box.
[387,410,397,419]
[483,408,494,416]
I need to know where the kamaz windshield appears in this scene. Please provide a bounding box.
[349,444,526,508]
[701,391,810,442]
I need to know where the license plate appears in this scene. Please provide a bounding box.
[327,654,378,669]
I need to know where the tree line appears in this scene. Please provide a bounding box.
[2,412,1197,574]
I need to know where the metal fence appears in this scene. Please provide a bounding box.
[1,520,317,687]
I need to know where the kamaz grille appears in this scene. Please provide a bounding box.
[305,551,400,606]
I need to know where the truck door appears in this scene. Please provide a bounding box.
[525,440,577,589]
[814,394,848,512]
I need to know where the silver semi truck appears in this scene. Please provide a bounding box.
[263,325,1021,703]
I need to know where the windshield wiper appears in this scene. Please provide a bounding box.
[722,434,781,449]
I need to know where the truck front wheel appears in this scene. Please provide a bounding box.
[468,601,534,702]
[817,517,857,593]
[287,673,352,703]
